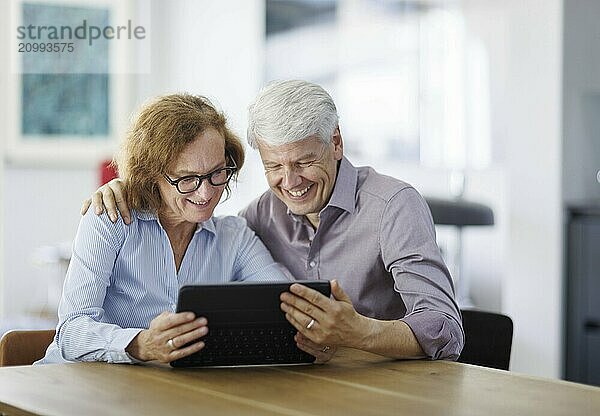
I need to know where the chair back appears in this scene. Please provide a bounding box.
[458,310,513,370]
[0,329,55,366]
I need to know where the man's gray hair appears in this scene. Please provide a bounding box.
[247,80,339,149]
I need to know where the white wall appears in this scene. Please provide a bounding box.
[464,0,564,378]
[3,169,98,317]
[0,0,7,318]
[504,0,563,380]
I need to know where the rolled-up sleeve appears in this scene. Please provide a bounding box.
[379,188,464,360]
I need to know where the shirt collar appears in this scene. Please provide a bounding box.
[326,156,357,214]
[135,210,216,235]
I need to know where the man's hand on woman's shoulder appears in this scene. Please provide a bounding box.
[81,178,131,224]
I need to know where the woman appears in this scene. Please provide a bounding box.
[38,94,288,364]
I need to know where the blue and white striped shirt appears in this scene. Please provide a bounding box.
[38,209,288,364]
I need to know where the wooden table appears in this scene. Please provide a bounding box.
[0,348,599,416]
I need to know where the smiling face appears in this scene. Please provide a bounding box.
[158,128,227,227]
[257,130,343,225]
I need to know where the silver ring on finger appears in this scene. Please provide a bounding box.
[167,338,176,350]
[322,345,330,353]
[306,318,315,329]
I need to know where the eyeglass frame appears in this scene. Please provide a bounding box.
[163,156,238,194]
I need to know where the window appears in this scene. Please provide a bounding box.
[265,0,491,169]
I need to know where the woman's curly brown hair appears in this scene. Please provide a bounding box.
[115,94,244,212]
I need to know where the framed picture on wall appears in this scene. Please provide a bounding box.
[6,0,148,166]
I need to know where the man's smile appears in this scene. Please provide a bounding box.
[285,184,313,198]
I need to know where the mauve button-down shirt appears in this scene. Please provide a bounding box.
[240,156,464,360]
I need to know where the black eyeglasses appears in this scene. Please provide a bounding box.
[164,160,237,194]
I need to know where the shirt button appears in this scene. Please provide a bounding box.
[171,303,176,311]
[309,261,316,268]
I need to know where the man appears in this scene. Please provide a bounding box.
[84,80,463,362]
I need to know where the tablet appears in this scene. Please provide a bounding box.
[170,280,331,367]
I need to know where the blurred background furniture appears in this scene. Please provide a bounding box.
[458,309,513,370]
[565,205,600,386]
[0,329,55,367]
[425,197,495,307]
[31,242,72,318]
